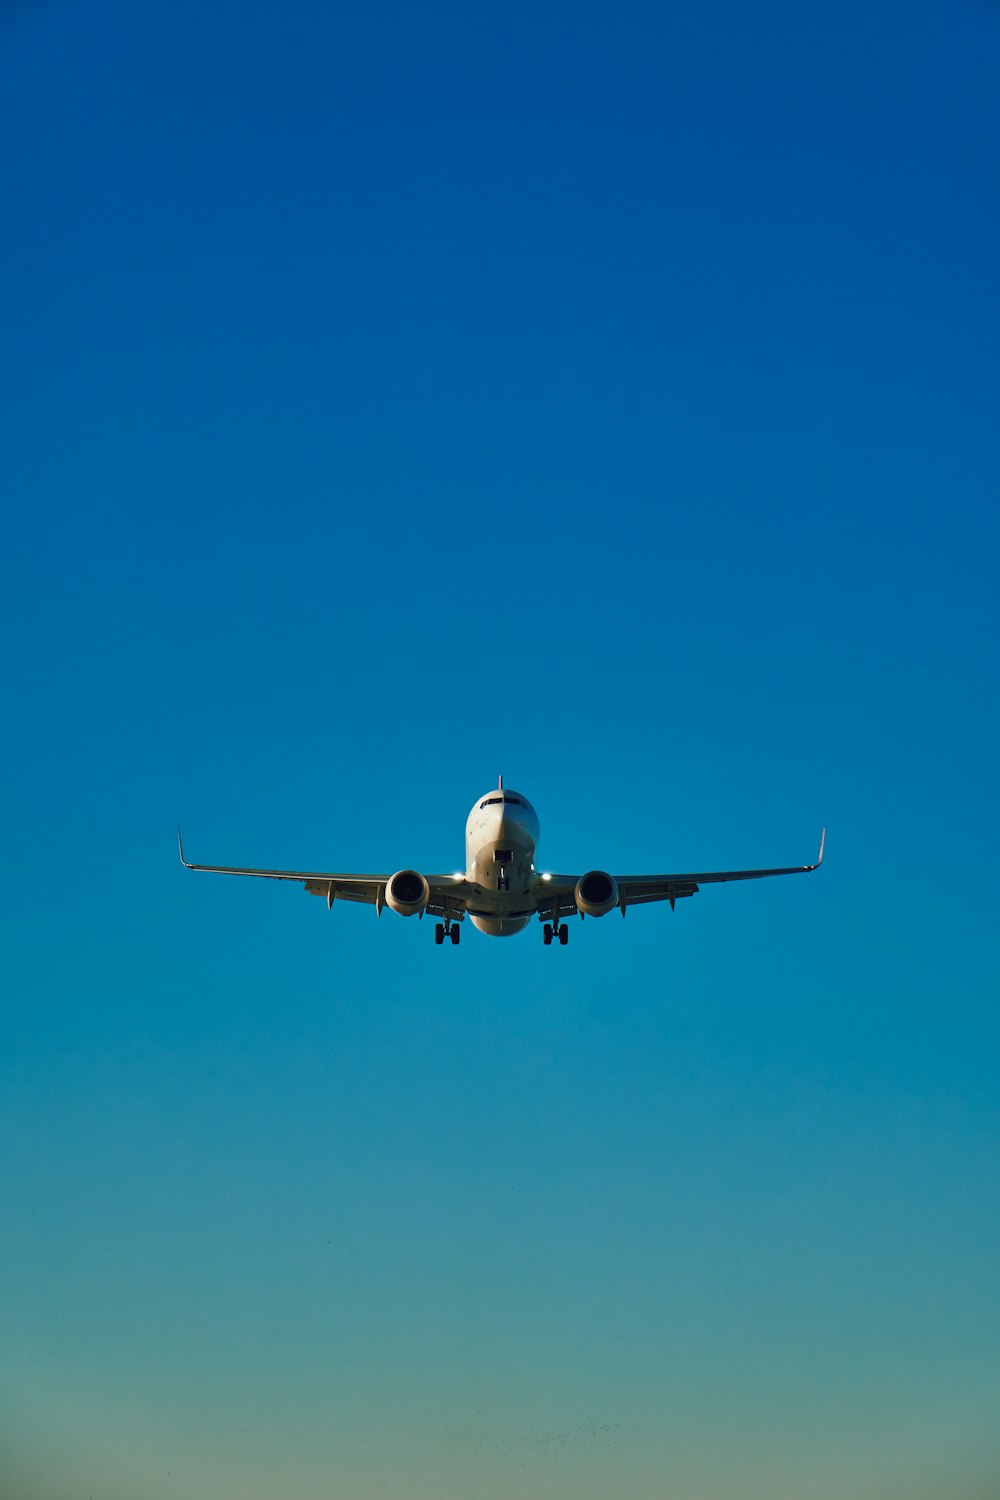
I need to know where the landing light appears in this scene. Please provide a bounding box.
[451,872,463,879]
[541,873,552,882]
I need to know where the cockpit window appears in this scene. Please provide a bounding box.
[480,795,525,808]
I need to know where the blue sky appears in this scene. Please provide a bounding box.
[2,1,998,1496]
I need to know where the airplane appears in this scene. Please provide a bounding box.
[178,778,824,947]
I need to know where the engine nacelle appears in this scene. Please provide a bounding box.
[574,870,619,919]
[385,869,431,917]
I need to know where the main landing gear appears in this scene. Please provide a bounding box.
[542,921,569,947]
[435,921,461,946]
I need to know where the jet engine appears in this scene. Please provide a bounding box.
[386,869,431,917]
[574,870,619,919]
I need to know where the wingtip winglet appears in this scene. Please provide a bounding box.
[816,827,826,868]
[177,826,190,868]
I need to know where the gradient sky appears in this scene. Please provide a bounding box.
[2,1,999,1496]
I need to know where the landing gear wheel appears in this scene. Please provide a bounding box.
[543,924,553,946]
[450,923,461,946]
[435,923,444,945]
[559,925,569,946]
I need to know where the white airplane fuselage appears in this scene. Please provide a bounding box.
[464,787,541,936]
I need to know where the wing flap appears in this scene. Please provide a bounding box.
[619,881,700,906]
[303,878,384,904]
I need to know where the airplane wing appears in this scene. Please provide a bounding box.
[177,831,475,918]
[537,831,825,920]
